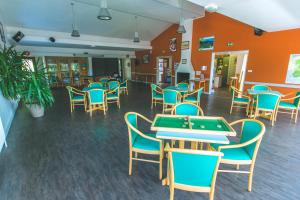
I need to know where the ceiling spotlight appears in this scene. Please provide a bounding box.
[205,3,218,12]
[71,3,80,37]
[97,0,112,20]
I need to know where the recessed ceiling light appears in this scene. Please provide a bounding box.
[205,3,218,12]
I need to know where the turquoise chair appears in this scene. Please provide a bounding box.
[87,89,106,116]
[278,91,300,123]
[251,93,281,126]
[251,85,271,91]
[163,89,181,113]
[99,77,110,86]
[88,82,103,88]
[120,80,128,95]
[108,80,120,91]
[66,86,86,112]
[171,102,204,116]
[167,147,223,200]
[177,82,189,90]
[106,86,120,109]
[124,112,164,179]
[183,87,203,106]
[230,87,250,115]
[210,119,265,192]
[151,84,163,108]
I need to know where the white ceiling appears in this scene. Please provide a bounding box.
[0,0,204,41]
[188,0,300,32]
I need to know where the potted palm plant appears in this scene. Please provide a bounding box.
[21,58,54,117]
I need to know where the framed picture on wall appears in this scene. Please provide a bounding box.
[181,59,187,64]
[169,38,177,52]
[198,36,215,51]
[181,41,189,50]
[142,54,150,64]
[285,54,300,84]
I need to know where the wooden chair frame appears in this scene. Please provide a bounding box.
[66,86,86,112]
[171,102,204,116]
[124,112,164,179]
[106,87,120,109]
[277,94,300,123]
[230,87,250,115]
[163,89,182,114]
[183,87,203,106]
[251,93,281,126]
[108,80,120,91]
[211,119,266,192]
[151,84,163,108]
[87,89,106,117]
[88,82,103,88]
[120,80,128,95]
[167,148,223,200]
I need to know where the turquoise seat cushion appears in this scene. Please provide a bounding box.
[210,141,237,151]
[185,96,197,102]
[153,93,163,99]
[172,152,218,187]
[133,135,160,151]
[107,93,118,99]
[234,97,249,103]
[72,95,84,101]
[221,147,251,161]
[279,101,297,109]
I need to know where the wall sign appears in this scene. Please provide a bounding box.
[181,41,190,50]
[181,59,187,64]
[198,36,215,51]
[169,38,177,52]
[286,54,300,84]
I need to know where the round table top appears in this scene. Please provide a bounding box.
[82,86,108,92]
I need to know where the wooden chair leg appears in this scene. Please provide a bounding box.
[209,188,215,200]
[169,185,174,200]
[295,109,299,123]
[129,150,132,175]
[236,164,240,170]
[159,153,163,180]
[248,163,255,192]
[151,99,153,109]
[230,101,234,114]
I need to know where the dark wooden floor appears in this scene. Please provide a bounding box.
[0,82,299,200]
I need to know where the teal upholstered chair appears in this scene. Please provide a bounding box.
[171,103,204,149]
[171,102,204,116]
[277,91,300,123]
[177,82,189,90]
[183,87,203,106]
[230,87,250,115]
[251,85,271,91]
[251,93,281,126]
[151,84,163,108]
[210,119,265,192]
[87,89,106,116]
[88,82,103,88]
[106,86,120,109]
[108,80,120,91]
[167,147,223,200]
[124,112,164,179]
[99,77,110,86]
[163,89,181,113]
[120,80,128,95]
[66,86,86,112]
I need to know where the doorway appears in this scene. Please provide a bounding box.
[156,56,172,85]
[209,50,249,95]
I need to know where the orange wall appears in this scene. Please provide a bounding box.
[191,12,300,93]
[135,24,182,74]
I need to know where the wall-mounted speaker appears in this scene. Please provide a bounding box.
[49,37,55,43]
[254,28,264,36]
[12,31,24,42]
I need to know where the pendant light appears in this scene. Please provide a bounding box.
[177,0,186,34]
[97,0,112,20]
[133,16,140,43]
[71,3,80,37]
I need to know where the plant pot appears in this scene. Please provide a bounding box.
[26,104,45,118]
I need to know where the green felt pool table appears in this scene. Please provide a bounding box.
[151,114,236,136]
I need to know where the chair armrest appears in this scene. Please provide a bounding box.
[282,92,294,97]
[138,114,153,124]
[281,94,300,101]
[131,126,162,143]
[218,135,261,151]
[184,89,198,97]
[107,87,118,94]
[72,90,85,96]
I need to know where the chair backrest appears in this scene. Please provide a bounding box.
[251,85,270,91]
[120,80,128,87]
[66,86,73,99]
[197,87,204,101]
[99,77,109,83]
[108,81,120,90]
[87,89,105,104]
[230,119,265,160]
[256,93,280,110]
[124,112,143,146]
[163,89,180,104]
[168,148,223,188]
[293,92,300,107]
[177,82,189,90]
[89,82,103,88]
[151,84,159,97]
[171,103,204,116]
